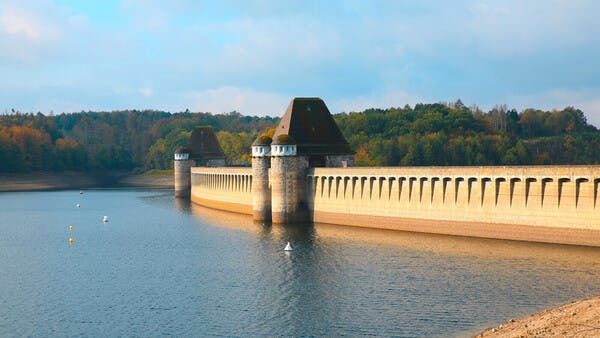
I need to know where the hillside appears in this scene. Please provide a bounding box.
[1,101,599,173]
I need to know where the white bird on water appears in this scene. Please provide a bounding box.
[76,203,80,208]
[102,216,109,223]
[284,242,293,251]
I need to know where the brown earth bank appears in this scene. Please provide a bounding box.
[118,170,173,188]
[0,170,173,192]
[474,295,600,337]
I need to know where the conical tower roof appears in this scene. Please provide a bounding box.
[272,98,353,155]
[188,126,225,160]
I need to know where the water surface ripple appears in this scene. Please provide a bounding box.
[1,190,600,337]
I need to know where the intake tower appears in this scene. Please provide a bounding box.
[252,97,355,223]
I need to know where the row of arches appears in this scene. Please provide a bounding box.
[307,174,600,210]
[194,172,253,194]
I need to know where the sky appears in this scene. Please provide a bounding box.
[1,0,600,125]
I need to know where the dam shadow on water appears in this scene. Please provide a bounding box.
[183,197,600,337]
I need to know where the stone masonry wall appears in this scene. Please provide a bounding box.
[325,155,355,167]
[270,156,309,223]
[190,165,600,246]
[306,166,600,246]
[174,159,194,197]
[190,167,253,214]
[251,156,271,221]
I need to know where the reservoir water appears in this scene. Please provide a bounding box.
[1,189,600,337]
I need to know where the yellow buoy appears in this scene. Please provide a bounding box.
[69,225,74,230]
[69,237,74,244]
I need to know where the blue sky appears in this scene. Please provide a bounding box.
[2,0,600,125]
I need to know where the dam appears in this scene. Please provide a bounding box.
[177,98,600,247]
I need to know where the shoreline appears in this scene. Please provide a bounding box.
[0,171,173,192]
[474,295,600,337]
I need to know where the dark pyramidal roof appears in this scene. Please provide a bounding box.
[272,134,295,145]
[188,126,225,160]
[272,98,353,155]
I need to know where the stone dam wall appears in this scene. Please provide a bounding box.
[190,167,253,214]
[190,166,600,246]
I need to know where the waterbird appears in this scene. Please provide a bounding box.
[69,225,74,230]
[76,203,80,208]
[69,238,74,244]
[102,216,109,223]
[284,242,293,251]
[79,190,84,195]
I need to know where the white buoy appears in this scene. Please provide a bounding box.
[284,242,293,251]
[102,216,109,223]
[76,203,80,208]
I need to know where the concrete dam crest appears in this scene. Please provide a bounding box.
[175,98,600,247]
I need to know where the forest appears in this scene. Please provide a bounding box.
[1,100,599,173]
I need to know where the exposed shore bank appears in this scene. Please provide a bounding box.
[0,170,173,192]
[475,295,600,337]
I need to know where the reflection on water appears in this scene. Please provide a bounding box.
[189,202,600,336]
[190,201,600,265]
[172,196,192,214]
[1,189,599,337]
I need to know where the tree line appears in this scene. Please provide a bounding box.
[336,101,598,166]
[1,101,599,173]
[0,110,278,172]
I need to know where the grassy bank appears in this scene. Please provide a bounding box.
[118,170,173,188]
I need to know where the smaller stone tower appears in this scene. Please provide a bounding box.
[270,134,309,224]
[251,135,272,222]
[174,147,194,197]
[188,126,226,166]
[173,125,226,197]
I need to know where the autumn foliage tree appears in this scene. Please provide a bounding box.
[1,103,600,173]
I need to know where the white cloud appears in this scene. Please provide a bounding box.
[2,0,599,118]
[333,90,423,113]
[579,99,600,127]
[0,1,66,42]
[1,8,45,41]
[464,1,598,57]
[508,88,600,127]
[138,88,153,97]
[0,1,90,64]
[188,15,344,87]
[184,86,289,116]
